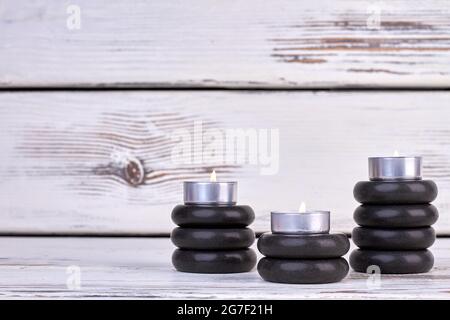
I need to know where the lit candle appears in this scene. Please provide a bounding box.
[270,202,330,234]
[183,170,237,205]
[369,151,422,181]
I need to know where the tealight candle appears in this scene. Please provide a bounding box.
[271,202,330,234]
[369,151,422,181]
[183,170,237,205]
[354,152,437,205]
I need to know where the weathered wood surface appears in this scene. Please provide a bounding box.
[1,0,450,88]
[0,91,449,234]
[0,236,449,299]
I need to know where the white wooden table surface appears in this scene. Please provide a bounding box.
[1,236,449,299]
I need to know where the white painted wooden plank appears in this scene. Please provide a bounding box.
[0,236,449,299]
[1,0,450,88]
[0,91,449,234]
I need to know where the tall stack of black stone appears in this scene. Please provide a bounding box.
[171,204,257,273]
[350,179,439,274]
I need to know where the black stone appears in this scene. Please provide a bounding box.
[354,204,439,228]
[353,180,438,204]
[172,248,257,273]
[257,232,350,259]
[350,249,434,274]
[171,205,255,227]
[257,257,349,284]
[352,227,435,250]
[171,227,255,250]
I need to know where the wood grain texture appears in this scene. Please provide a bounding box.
[1,0,450,88]
[0,91,449,234]
[1,236,450,299]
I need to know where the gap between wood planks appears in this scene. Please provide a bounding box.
[0,86,450,91]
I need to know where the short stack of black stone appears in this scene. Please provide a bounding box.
[350,180,439,274]
[257,232,350,284]
[171,205,257,273]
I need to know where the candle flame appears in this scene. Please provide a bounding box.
[299,202,306,213]
[394,150,400,157]
[210,170,217,182]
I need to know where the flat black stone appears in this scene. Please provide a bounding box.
[171,227,255,250]
[171,205,255,227]
[257,257,349,284]
[172,248,257,273]
[257,232,350,259]
[352,227,435,250]
[354,204,439,228]
[353,180,438,204]
[350,249,434,274]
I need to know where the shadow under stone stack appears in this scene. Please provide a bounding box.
[350,180,439,274]
[171,205,257,273]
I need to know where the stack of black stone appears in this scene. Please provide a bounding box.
[350,179,439,274]
[257,232,350,284]
[171,205,257,273]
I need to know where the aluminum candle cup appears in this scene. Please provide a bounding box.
[271,211,330,235]
[183,181,237,205]
[369,156,422,181]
